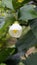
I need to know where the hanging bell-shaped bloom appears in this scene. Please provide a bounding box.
[9,21,22,38]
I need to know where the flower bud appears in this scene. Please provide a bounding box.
[17,0,24,3]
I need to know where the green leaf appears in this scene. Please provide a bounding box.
[0,18,5,29]
[16,29,37,51]
[19,5,37,21]
[0,48,15,62]
[12,0,31,10]
[29,19,37,38]
[2,0,14,10]
[26,52,37,65]
[0,17,16,39]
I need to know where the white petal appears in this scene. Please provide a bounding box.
[9,22,22,38]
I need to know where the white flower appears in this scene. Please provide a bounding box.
[9,21,22,38]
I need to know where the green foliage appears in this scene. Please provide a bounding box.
[0,63,6,65]
[0,48,15,62]
[12,0,31,10]
[0,0,37,65]
[19,5,37,20]
[2,0,14,10]
[29,19,37,38]
[26,52,37,65]
[16,19,37,51]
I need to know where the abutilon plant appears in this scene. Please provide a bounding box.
[0,0,37,65]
